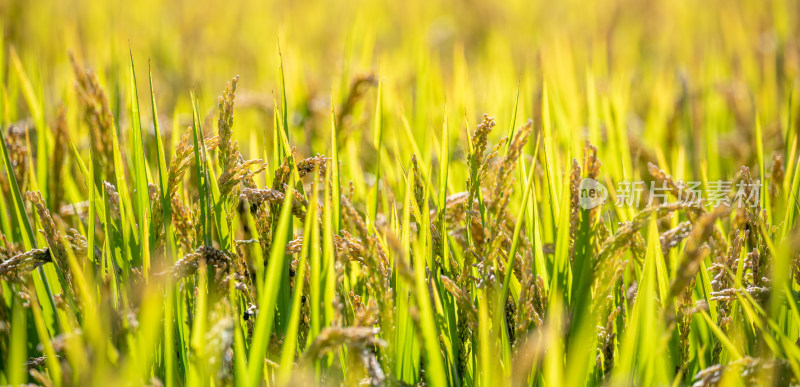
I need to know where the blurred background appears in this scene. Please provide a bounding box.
[1,0,798,181]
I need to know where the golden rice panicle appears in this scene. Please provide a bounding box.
[594,200,696,264]
[411,154,424,210]
[341,194,368,241]
[240,187,306,219]
[50,105,69,208]
[709,229,747,292]
[737,166,773,263]
[514,252,542,349]
[69,53,114,180]
[484,137,508,171]
[709,227,747,363]
[350,292,379,328]
[660,221,693,257]
[361,242,394,333]
[595,216,611,252]
[467,115,495,181]
[333,231,366,263]
[737,166,760,215]
[168,249,202,280]
[583,141,601,180]
[218,146,267,197]
[667,205,730,302]
[505,296,517,346]
[769,152,784,203]
[489,119,532,210]
[647,162,681,198]
[750,248,765,287]
[4,124,28,192]
[103,181,121,219]
[167,127,222,199]
[677,270,696,371]
[583,141,601,223]
[171,195,196,253]
[271,149,296,191]
[484,120,532,250]
[167,128,196,199]
[301,327,385,367]
[26,191,65,262]
[337,73,377,131]
[568,158,581,264]
[791,251,800,291]
[0,248,52,279]
[148,183,164,247]
[440,275,477,332]
[213,76,268,199]
[297,154,327,178]
[25,191,83,296]
[63,228,89,257]
[693,357,795,386]
[453,248,479,378]
[167,245,232,280]
[286,235,304,255]
[463,115,496,256]
[217,75,240,170]
[0,234,19,261]
[533,275,550,325]
[253,200,272,258]
[508,119,533,163]
[191,203,204,251]
[647,162,699,216]
[598,306,621,376]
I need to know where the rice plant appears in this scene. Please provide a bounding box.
[1,0,800,385]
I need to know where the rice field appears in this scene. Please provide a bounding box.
[1,0,800,385]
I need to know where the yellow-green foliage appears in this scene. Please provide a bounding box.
[0,0,799,386]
